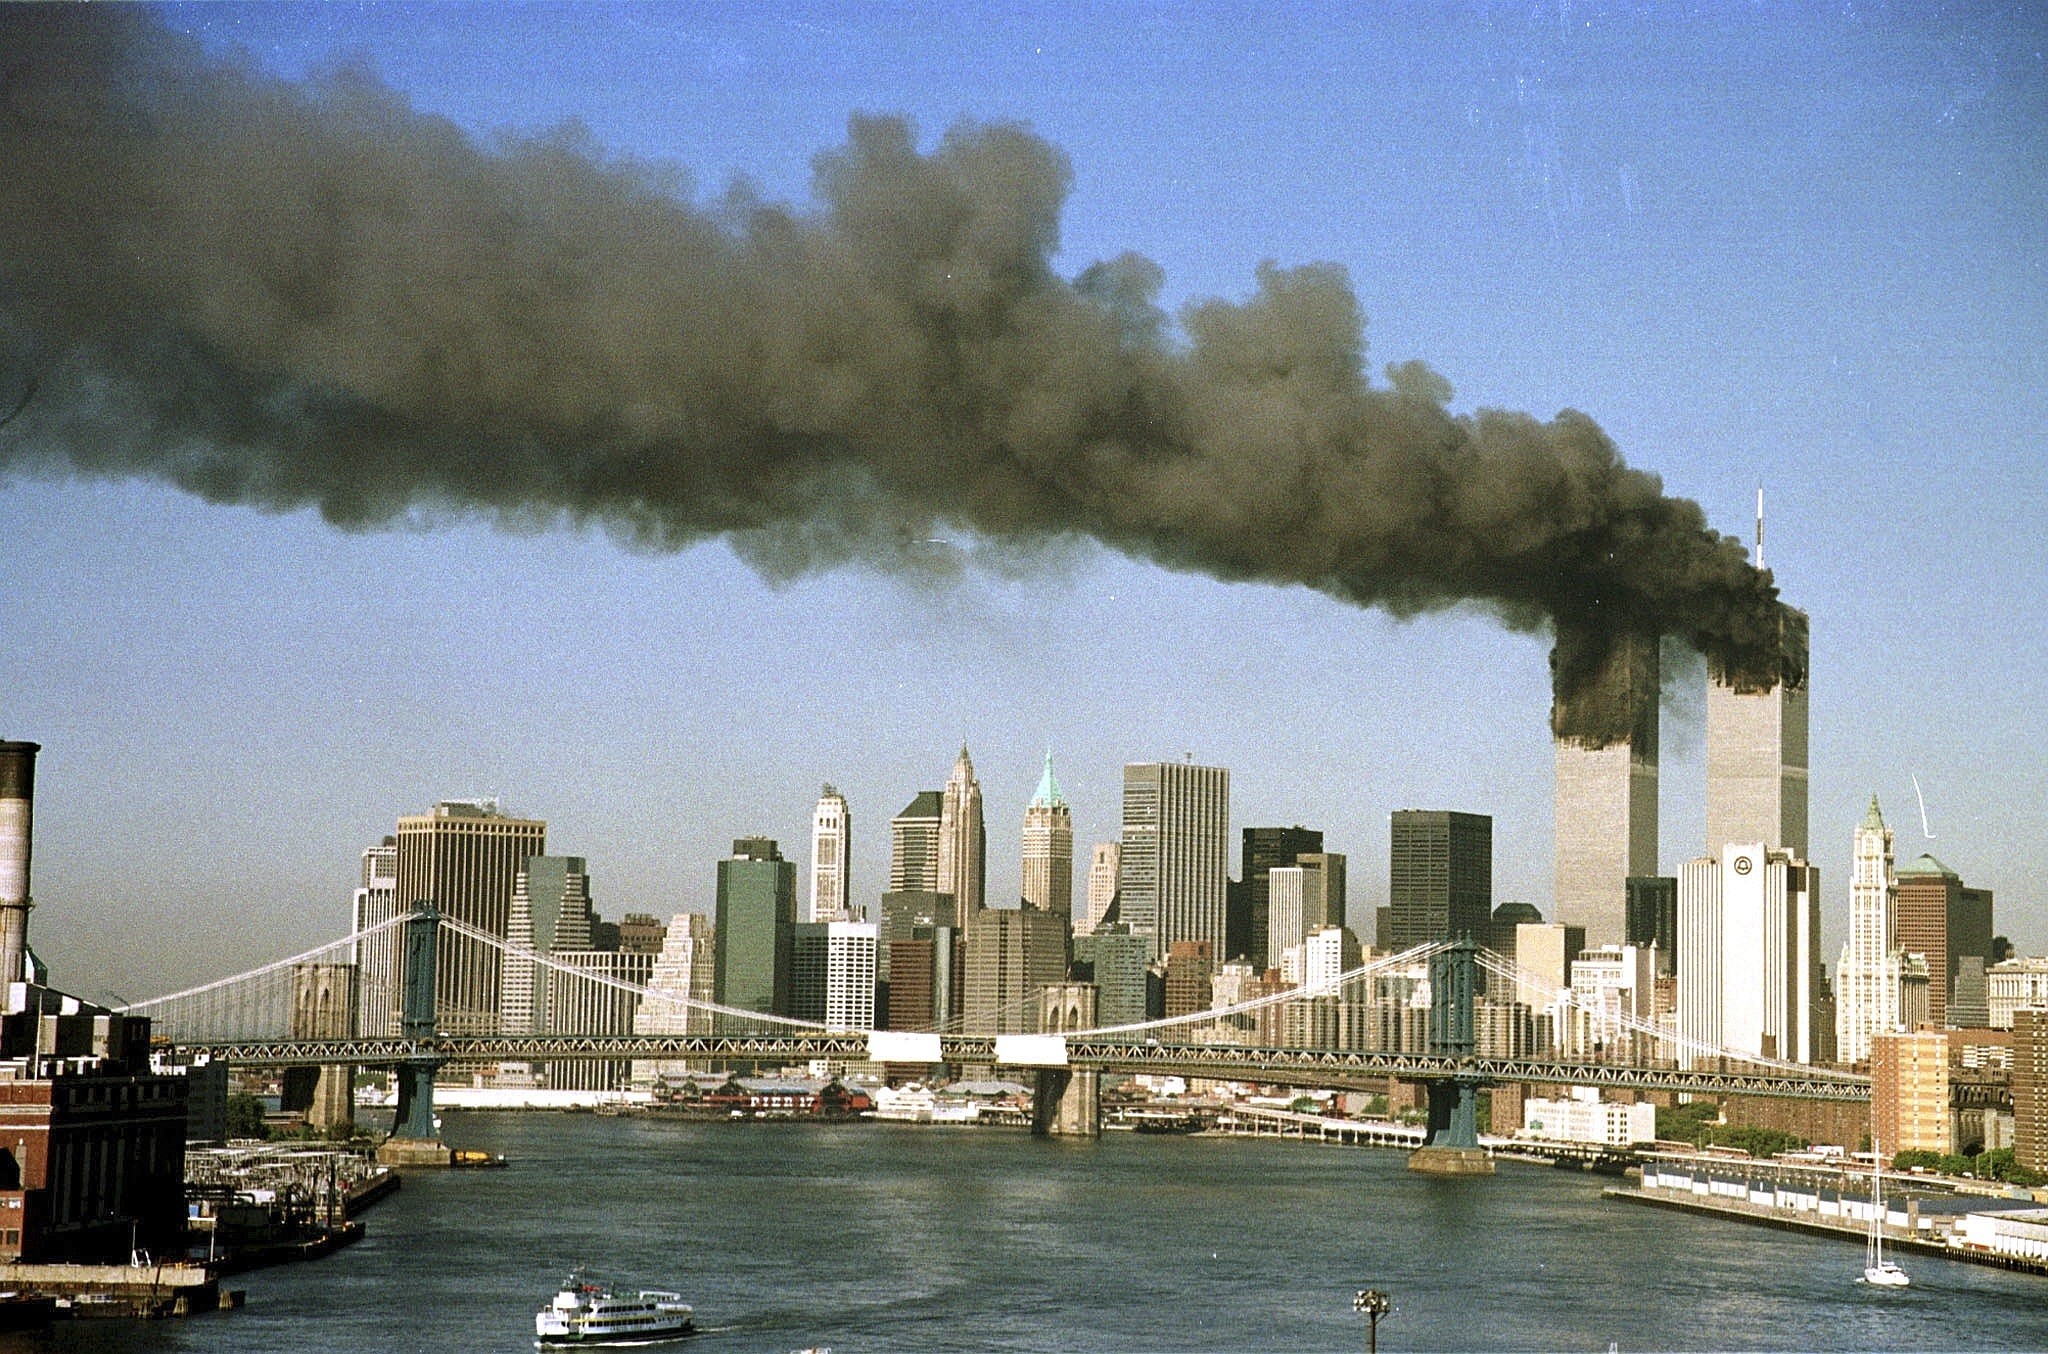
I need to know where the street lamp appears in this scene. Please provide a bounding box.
[1354,1288,1391,1353]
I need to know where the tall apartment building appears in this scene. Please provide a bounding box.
[1836,797,1907,1064]
[2014,1010,2048,1175]
[1119,763,1230,960]
[791,920,878,1032]
[1388,811,1492,950]
[889,791,944,892]
[1020,752,1073,917]
[713,837,796,1028]
[1553,633,1659,945]
[1870,1030,1952,1155]
[1894,853,1994,1028]
[1706,608,1810,860]
[1079,842,1120,935]
[938,746,986,922]
[809,785,851,922]
[351,837,398,1038]
[1238,826,1322,971]
[395,800,547,1037]
[1678,843,1824,1064]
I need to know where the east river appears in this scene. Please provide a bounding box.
[6,1113,2047,1352]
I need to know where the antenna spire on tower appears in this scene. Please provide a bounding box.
[1755,485,1765,571]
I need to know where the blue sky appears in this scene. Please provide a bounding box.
[3,2,2043,1001]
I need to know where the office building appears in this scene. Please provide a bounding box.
[809,785,851,922]
[1678,843,1824,1064]
[791,920,878,1032]
[1389,811,1492,949]
[1268,866,1309,970]
[1871,1031,1952,1155]
[1553,633,1659,945]
[1164,940,1217,1019]
[713,837,796,1028]
[1021,752,1073,917]
[938,746,986,922]
[889,791,944,893]
[1624,876,1677,977]
[544,947,654,1091]
[1512,922,1585,1009]
[1895,854,1994,1028]
[501,856,595,1048]
[1238,826,1323,970]
[961,907,1067,1035]
[395,800,547,1037]
[1119,762,1230,959]
[1706,608,1810,859]
[351,837,399,1038]
[1072,929,1152,1027]
[1080,842,1120,935]
[1989,957,2048,1030]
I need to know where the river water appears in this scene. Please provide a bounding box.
[6,1113,2045,1352]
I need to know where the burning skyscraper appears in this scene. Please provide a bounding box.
[1551,632,1660,947]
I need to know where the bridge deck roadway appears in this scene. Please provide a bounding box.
[175,1034,1870,1102]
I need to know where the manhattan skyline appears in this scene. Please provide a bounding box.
[0,4,2042,1004]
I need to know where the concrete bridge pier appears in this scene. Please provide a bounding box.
[378,903,452,1167]
[1032,1066,1101,1138]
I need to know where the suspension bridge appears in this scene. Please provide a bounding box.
[120,908,1869,1159]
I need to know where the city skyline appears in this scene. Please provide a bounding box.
[2,5,2043,1004]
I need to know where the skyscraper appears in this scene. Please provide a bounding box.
[1553,633,1659,945]
[809,784,851,922]
[1079,842,1120,935]
[1020,752,1073,916]
[713,837,796,1027]
[633,911,716,1085]
[395,800,547,1037]
[1706,609,1810,859]
[501,855,596,1051]
[1895,853,1994,1028]
[961,907,1068,1035]
[1388,811,1492,949]
[1836,796,1905,1065]
[1678,842,1824,1064]
[1624,875,1678,977]
[938,746,986,922]
[1119,762,1230,960]
[1238,826,1322,970]
[888,791,944,892]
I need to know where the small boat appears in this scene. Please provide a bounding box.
[536,1269,695,1346]
[1858,1149,1910,1288]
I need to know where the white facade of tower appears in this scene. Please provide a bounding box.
[351,839,398,1038]
[937,746,985,919]
[1834,796,1905,1065]
[810,784,851,922]
[1267,865,1308,967]
[1678,842,1823,1065]
[633,911,716,1086]
[1119,761,1230,960]
[1706,610,1810,860]
[1553,635,1659,946]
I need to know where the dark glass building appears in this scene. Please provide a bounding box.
[1388,811,1492,949]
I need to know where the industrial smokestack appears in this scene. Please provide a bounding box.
[0,741,39,989]
[0,8,1798,724]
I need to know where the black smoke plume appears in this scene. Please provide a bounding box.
[0,9,1798,743]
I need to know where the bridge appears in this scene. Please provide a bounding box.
[123,907,1869,1166]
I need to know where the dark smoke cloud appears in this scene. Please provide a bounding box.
[0,9,1798,742]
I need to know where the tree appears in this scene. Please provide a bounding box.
[225,1093,269,1140]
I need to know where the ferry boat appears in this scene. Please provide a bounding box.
[535,1270,695,1346]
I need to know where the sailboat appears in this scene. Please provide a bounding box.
[1858,1147,1910,1287]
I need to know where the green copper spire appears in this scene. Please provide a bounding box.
[1862,793,1885,831]
[1030,750,1065,808]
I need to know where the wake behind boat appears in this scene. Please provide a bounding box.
[536,1270,695,1346]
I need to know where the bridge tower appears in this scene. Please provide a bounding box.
[1408,936,1495,1176]
[1032,981,1100,1138]
[379,902,453,1166]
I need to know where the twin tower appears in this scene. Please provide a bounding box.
[1553,609,1809,946]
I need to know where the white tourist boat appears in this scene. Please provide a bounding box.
[1858,1151,1910,1288]
[536,1270,695,1346]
